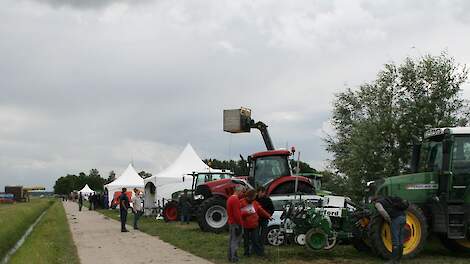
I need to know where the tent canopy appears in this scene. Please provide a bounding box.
[105,163,144,205]
[78,184,94,194]
[144,143,218,204]
[106,163,144,188]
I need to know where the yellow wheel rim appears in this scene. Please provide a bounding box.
[381,212,422,255]
[455,238,470,248]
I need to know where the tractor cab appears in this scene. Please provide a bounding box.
[192,171,235,189]
[369,127,470,203]
[415,128,470,201]
[247,150,314,195]
[248,150,292,188]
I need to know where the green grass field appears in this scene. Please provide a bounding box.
[98,209,470,264]
[8,200,79,264]
[0,198,53,259]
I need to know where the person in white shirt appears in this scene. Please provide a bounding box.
[132,188,143,230]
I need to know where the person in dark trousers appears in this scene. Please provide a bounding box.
[119,188,130,232]
[94,193,100,209]
[132,188,143,229]
[78,192,83,212]
[256,186,274,254]
[89,193,94,210]
[178,189,191,224]
[240,189,271,257]
[227,186,245,263]
[103,192,109,209]
[374,196,409,264]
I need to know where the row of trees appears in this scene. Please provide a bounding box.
[54,169,106,195]
[53,169,153,195]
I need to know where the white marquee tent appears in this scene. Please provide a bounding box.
[78,184,94,200]
[105,163,144,205]
[144,143,218,210]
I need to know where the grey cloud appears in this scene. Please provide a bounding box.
[1,0,470,189]
[29,0,150,9]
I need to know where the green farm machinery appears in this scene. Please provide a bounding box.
[355,127,470,259]
[281,127,470,260]
[280,195,364,251]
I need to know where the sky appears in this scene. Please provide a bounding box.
[1,0,470,190]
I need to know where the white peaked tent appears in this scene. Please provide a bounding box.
[78,184,94,200]
[144,143,217,209]
[105,163,144,205]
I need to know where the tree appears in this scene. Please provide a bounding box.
[53,169,106,194]
[204,159,249,175]
[138,171,152,179]
[106,170,116,184]
[326,52,469,200]
[290,160,318,174]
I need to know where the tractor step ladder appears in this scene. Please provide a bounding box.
[447,204,466,239]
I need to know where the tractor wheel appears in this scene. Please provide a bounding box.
[162,201,179,222]
[368,203,428,259]
[197,196,228,233]
[265,225,285,246]
[439,237,470,255]
[270,181,314,195]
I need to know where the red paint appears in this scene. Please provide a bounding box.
[266,175,312,194]
[251,150,291,158]
[164,206,178,221]
[111,191,132,207]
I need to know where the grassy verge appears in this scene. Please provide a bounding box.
[0,198,53,259]
[9,200,79,264]
[97,209,469,264]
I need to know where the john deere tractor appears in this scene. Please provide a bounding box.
[359,127,470,259]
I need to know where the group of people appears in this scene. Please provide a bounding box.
[76,192,109,211]
[118,187,144,232]
[226,186,274,263]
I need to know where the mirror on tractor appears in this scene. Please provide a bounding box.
[223,107,252,133]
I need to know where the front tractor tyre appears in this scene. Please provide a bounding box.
[440,237,470,255]
[162,201,179,222]
[197,196,228,233]
[368,203,428,259]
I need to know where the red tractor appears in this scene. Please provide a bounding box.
[196,108,315,232]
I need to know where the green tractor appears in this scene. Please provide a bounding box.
[361,127,470,259]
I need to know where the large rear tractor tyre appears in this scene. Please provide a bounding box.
[440,237,470,255]
[162,201,179,222]
[368,203,428,259]
[197,196,228,233]
[269,181,314,195]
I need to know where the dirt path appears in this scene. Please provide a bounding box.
[63,201,213,264]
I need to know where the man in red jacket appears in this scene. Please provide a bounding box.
[227,186,245,263]
[240,189,272,257]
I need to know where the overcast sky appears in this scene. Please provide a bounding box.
[1,0,470,190]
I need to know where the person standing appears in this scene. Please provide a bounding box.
[103,192,109,209]
[178,189,191,224]
[89,193,94,210]
[374,196,409,264]
[119,188,130,232]
[132,188,143,230]
[240,189,271,257]
[256,186,274,254]
[78,192,83,212]
[227,186,244,263]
